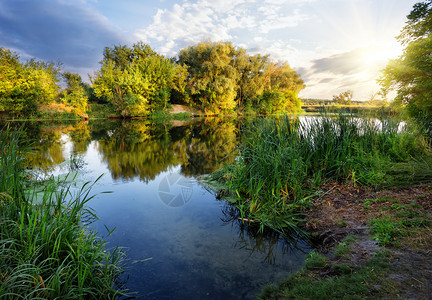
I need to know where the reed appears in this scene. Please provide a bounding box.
[211,112,431,235]
[0,127,127,299]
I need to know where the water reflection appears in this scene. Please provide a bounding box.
[22,117,238,181]
[22,122,74,172]
[97,120,176,182]
[220,202,306,265]
[14,118,311,299]
[180,117,238,176]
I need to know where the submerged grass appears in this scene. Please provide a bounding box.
[210,112,431,235]
[0,127,127,299]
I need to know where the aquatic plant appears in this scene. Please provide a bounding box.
[211,112,431,235]
[0,127,127,299]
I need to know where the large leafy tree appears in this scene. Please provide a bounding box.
[178,41,305,114]
[257,61,305,114]
[235,51,270,111]
[0,48,60,116]
[178,41,239,114]
[380,1,432,124]
[91,42,185,117]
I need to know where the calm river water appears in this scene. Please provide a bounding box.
[20,117,311,299]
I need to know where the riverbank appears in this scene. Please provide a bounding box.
[267,182,432,299]
[0,128,127,298]
[2,101,387,122]
[207,113,432,298]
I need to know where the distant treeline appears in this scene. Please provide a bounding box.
[302,98,388,106]
[0,41,305,119]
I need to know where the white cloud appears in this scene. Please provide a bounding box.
[258,9,309,33]
[134,0,311,56]
[264,0,316,4]
[298,45,400,100]
[134,2,236,56]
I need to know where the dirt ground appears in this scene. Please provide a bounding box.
[304,182,432,299]
[169,104,201,115]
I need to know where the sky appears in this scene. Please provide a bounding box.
[0,0,419,100]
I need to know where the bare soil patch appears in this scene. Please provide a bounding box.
[169,104,201,115]
[305,182,432,298]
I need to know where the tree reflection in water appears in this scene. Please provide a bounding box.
[219,202,309,265]
[19,117,239,181]
[96,117,238,181]
[11,117,312,298]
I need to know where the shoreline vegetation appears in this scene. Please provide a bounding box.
[0,41,394,124]
[0,39,393,124]
[2,112,430,299]
[1,1,432,297]
[0,127,127,299]
[0,101,391,123]
[210,112,431,232]
[1,40,306,122]
[208,112,432,299]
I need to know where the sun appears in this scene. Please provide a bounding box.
[361,43,403,70]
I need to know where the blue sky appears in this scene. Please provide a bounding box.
[0,0,418,99]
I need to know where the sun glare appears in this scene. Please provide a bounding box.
[361,44,403,69]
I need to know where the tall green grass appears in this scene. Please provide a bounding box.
[211,113,431,235]
[0,127,127,299]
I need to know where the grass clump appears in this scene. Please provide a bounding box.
[369,201,431,246]
[259,250,391,300]
[0,127,127,299]
[334,235,358,258]
[211,112,431,235]
[303,251,328,270]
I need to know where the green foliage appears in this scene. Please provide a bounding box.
[87,102,117,119]
[60,72,89,116]
[1,40,305,118]
[0,48,60,116]
[363,196,392,210]
[256,90,302,114]
[398,0,432,44]
[178,41,239,114]
[211,112,431,234]
[178,41,305,115]
[369,200,431,246]
[304,251,328,270]
[0,127,127,298]
[334,235,358,258]
[91,42,185,117]
[369,217,404,246]
[332,90,353,105]
[380,1,432,135]
[235,51,269,109]
[259,251,390,299]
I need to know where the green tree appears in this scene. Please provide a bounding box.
[235,51,270,111]
[332,90,353,105]
[178,41,239,114]
[60,72,88,116]
[250,61,304,114]
[380,1,432,130]
[178,41,305,114]
[91,43,184,117]
[0,48,60,116]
